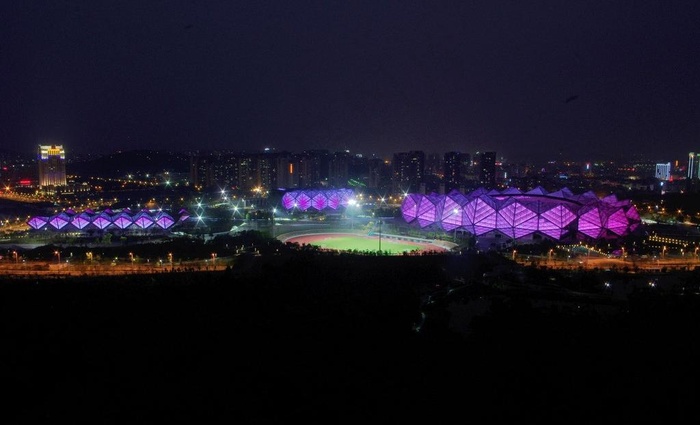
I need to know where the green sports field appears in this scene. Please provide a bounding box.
[286,234,445,254]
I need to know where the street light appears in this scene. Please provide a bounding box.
[168,252,173,268]
[129,252,134,263]
[271,207,276,238]
[54,250,60,264]
[452,208,460,242]
[512,249,517,261]
[587,246,591,266]
[211,252,217,267]
[348,199,357,230]
[12,250,18,264]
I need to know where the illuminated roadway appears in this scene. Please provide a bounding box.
[515,255,700,272]
[0,259,229,277]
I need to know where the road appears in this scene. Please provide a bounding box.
[0,259,229,277]
[516,255,699,272]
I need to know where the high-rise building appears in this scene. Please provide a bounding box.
[424,152,443,178]
[655,162,671,181]
[393,151,424,193]
[443,151,470,192]
[272,152,294,189]
[689,152,698,179]
[368,158,392,190]
[190,154,213,189]
[329,151,351,187]
[37,144,67,187]
[293,150,329,188]
[479,151,496,188]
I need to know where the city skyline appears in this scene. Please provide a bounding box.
[2,1,700,161]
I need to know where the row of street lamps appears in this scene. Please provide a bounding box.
[40,251,220,267]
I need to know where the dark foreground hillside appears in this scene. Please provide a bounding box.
[2,253,700,424]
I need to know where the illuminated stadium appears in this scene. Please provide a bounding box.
[401,187,641,241]
[281,189,355,211]
[27,208,190,231]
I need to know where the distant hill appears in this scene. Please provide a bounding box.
[69,150,190,178]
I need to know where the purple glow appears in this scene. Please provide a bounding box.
[497,200,538,239]
[606,208,629,236]
[282,192,296,210]
[281,189,356,212]
[71,213,91,230]
[28,216,48,230]
[155,212,175,229]
[339,189,353,207]
[401,194,421,223]
[538,204,576,240]
[112,213,133,229]
[28,208,187,232]
[399,187,641,241]
[133,212,155,229]
[417,194,440,228]
[439,190,467,231]
[92,213,112,230]
[578,206,603,239]
[48,213,70,230]
[296,192,311,211]
[177,209,190,222]
[327,191,341,209]
[626,205,641,232]
[311,192,328,210]
[469,196,498,236]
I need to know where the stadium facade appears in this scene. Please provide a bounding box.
[27,208,190,231]
[401,187,641,241]
[281,189,355,211]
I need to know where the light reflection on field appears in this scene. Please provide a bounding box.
[284,233,446,254]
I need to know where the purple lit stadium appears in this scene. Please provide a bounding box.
[281,189,354,211]
[27,208,189,231]
[401,188,641,241]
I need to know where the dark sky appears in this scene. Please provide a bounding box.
[2,0,699,161]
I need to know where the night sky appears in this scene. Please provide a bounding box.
[2,0,699,161]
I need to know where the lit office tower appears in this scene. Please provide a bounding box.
[37,144,67,187]
[655,162,671,181]
[479,151,496,188]
[689,152,698,179]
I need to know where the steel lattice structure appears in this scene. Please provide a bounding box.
[401,187,641,240]
[281,189,355,211]
[27,208,189,231]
